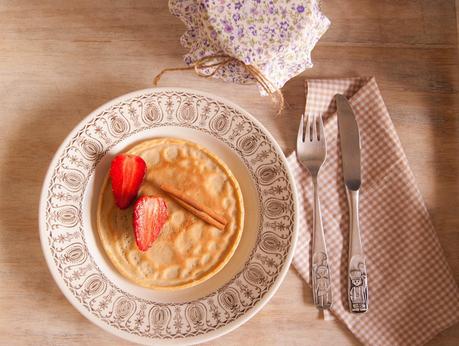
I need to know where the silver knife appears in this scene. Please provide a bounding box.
[336,94,369,314]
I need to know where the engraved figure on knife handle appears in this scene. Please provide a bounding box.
[347,189,368,313]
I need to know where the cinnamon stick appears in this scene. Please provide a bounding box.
[159,183,228,229]
[168,195,225,230]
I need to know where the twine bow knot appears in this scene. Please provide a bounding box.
[153,54,284,115]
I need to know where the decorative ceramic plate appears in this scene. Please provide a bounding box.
[39,88,298,345]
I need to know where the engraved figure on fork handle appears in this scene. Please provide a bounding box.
[312,251,332,308]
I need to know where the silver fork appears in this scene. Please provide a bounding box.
[296,113,333,310]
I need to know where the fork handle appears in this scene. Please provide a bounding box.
[347,189,369,313]
[311,177,333,310]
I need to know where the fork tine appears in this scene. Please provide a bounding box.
[311,113,318,141]
[296,113,304,148]
[305,112,312,141]
[318,114,325,141]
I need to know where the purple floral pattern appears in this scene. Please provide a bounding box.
[169,0,330,92]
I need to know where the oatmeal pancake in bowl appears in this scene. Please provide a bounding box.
[97,138,244,290]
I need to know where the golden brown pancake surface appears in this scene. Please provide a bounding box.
[97,138,244,289]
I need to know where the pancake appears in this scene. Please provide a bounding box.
[97,138,244,290]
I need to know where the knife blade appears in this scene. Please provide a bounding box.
[336,94,361,191]
[336,94,369,313]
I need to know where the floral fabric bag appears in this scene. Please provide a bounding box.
[166,0,330,96]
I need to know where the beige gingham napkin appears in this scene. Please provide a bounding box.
[288,77,459,345]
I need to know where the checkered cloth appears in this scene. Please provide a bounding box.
[288,77,459,345]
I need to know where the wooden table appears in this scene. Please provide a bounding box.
[1,1,458,345]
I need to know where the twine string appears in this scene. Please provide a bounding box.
[153,54,284,115]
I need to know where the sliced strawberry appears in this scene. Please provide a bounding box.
[133,196,169,252]
[110,154,146,209]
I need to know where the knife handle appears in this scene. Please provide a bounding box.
[347,189,369,313]
[311,178,333,310]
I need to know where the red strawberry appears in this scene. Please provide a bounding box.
[110,154,147,209]
[133,196,169,252]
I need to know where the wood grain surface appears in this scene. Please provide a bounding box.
[0,0,458,345]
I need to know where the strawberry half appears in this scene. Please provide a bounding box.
[133,196,169,252]
[110,154,147,209]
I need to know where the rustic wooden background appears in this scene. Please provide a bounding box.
[1,0,458,345]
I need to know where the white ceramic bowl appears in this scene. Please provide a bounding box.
[39,88,298,345]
